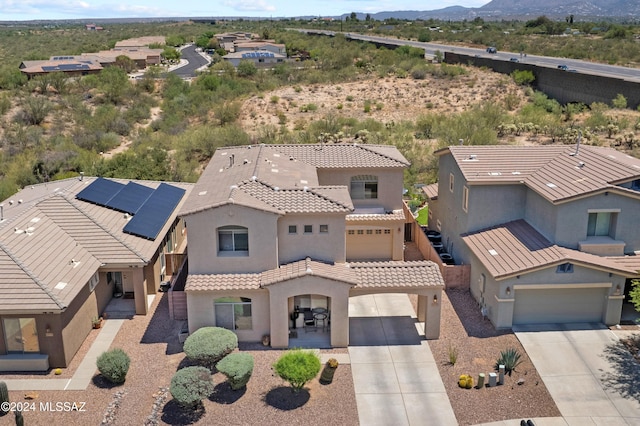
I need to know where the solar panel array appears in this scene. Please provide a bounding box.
[42,64,90,72]
[123,183,186,240]
[52,56,75,60]
[241,51,275,59]
[76,178,186,240]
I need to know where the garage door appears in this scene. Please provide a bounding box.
[346,229,393,261]
[513,287,606,325]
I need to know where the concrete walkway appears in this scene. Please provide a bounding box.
[348,293,458,426]
[514,323,640,425]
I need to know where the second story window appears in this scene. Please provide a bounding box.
[462,186,469,212]
[319,224,329,233]
[449,173,455,192]
[350,175,378,199]
[587,212,616,237]
[304,225,313,234]
[218,226,248,253]
[288,225,297,234]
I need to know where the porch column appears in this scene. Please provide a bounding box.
[416,294,427,322]
[269,293,289,348]
[424,288,442,339]
[131,267,147,315]
[331,292,349,347]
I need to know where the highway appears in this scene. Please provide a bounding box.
[302,30,640,83]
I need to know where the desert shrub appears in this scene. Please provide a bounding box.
[612,93,628,109]
[216,352,254,390]
[511,70,535,85]
[273,349,321,392]
[96,348,130,384]
[0,380,9,416]
[495,347,523,376]
[410,66,427,80]
[170,366,214,408]
[448,344,458,365]
[183,327,238,367]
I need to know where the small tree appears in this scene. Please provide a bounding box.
[629,280,640,312]
[237,60,257,77]
[183,327,238,367]
[273,349,321,392]
[216,352,254,390]
[96,348,130,384]
[511,70,535,86]
[612,93,628,109]
[170,366,214,408]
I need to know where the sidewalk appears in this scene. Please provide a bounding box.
[348,293,458,426]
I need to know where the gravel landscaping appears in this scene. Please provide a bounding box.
[1,286,565,426]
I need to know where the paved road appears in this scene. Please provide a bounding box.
[170,44,209,78]
[302,30,640,83]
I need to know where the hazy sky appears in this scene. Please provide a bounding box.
[0,0,490,21]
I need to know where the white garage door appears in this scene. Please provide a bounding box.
[513,287,606,325]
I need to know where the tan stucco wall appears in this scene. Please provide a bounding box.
[186,289,270,342]
[317,167,405,211]
[278,213,346,264]
[185,204,280,274]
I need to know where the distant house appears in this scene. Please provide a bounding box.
[426,145,640,329]
[222,51,287,67]
[234,41,286,56]
[114,36,166,50]
[85,23,103,31]
[19,57,103,79]
[0,177,192,371]
[179,143,444,349]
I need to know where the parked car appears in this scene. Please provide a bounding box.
[509,57,519,62]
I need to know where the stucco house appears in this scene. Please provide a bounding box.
[0,176,191,371]
[426,145,640,329]
[179,143,444,348]
[222,51,287,68]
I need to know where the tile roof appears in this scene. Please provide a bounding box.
[180,143,408,217]
[186,258,443,291]
[462,219,639,280]
[0,177,193,312]
[421,183,439,200]
[441,145,640,203]
[346,209,406,222]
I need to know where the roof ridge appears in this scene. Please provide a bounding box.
[0,241,67,310]
[61,194,148,262]
[355,144,409,166]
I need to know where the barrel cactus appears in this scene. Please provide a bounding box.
[458,374,474,389]
[0,381,9,416]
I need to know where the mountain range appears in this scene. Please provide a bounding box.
[354,0,640,21]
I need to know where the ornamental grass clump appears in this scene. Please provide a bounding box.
[495,347,524,376]
[273,349,321,392]
[170,366,215,409]
[96,348,130,384]
[216,352,254,390]
[183,327,238,367]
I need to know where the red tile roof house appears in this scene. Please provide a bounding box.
[179,143,444,348]
[0,177,192,371]
[426,145,640,329]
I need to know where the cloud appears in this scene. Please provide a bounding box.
[222,0,276,13]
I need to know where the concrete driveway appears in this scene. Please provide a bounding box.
[348,294,458,426]
[514,323,640,424]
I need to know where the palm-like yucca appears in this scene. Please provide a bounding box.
[494,347,523,376]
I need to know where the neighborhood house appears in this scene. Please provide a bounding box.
[179,143,444,348]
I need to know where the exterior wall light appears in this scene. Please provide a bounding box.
[506,286,511,296]
[433,294,438,304]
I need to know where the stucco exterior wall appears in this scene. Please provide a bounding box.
[187,289,270,342]
[277,213,346,264]
[185,205,280,274]
[316,167,405,211]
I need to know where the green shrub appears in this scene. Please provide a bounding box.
[183,327,238,367]
[612,93,628,109]
[96,348,130,384]
[495,347,523,376]
[273,349,321,392]
[216,352,254,390]
[448,344,458,365]
[170,366,214,408]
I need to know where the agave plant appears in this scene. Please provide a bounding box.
[495,347,523,376]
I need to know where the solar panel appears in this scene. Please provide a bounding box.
[76,177,125,206]
[123,183,186,240]
[105,181,154,214]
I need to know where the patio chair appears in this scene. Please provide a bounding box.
[303,310,316,332]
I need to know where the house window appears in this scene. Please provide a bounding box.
[449,173,455,192]
[462,186,469,212]
[357,230,364,235]
[384,229,391,234]
[214,297,252,330]
[556,263,574,273]
[3,318,39,353]
[375,229,382,234]
[350,175,378,199]
[319,224,328,233]
[366,230,373,235]
[587,212,616,237]
[288,225,297,234]
[347,230,355,235]
[304,225,313,234]
[218,226,249,253]
[88,272,99,292]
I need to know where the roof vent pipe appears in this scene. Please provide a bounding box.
[79,172,84,181]
[459,138,464,145]
[570,131,582,156]
[229,154,235,167]
[0,204,3,221]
